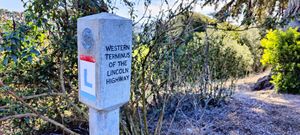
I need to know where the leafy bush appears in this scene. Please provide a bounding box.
[0,1,249,134]
[261,28,300,94]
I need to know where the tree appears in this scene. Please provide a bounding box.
[203,0,300,94]
[3,0,297,134]
[260,28,300,93]
[203,0,300,27]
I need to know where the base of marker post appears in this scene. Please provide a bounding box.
[89,107,120,135]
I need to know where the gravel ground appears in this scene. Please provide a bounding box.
[210,87,300,135]
[158,73,300,135]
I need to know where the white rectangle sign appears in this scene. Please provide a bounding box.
[80,58,96,96]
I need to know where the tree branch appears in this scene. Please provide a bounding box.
[1,88,79,135]
[0,113,79,135]
[22,92,64,100]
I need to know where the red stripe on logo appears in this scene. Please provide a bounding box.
[80,55,96,63]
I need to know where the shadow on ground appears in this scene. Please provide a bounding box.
[154,79,300,135]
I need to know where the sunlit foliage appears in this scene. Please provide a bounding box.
[261,28,300,93]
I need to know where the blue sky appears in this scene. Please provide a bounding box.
[0,0,24,12]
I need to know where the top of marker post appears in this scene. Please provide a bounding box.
[78,12,131,21]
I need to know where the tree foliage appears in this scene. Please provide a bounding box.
[261,28,300,94]
[203,0,299,27]
[0,0,260,134]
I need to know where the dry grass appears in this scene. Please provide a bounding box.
[154,71,300,135]
[236,69,270,86]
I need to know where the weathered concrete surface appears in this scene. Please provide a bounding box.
[78,13,132,110]
[89,108,120,135]
[77,13,132,135]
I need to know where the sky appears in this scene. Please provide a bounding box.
[0,0,25,12]
[0,0,219,18]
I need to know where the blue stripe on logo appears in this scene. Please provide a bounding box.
[84,69,93,88]
[80,90,96,101]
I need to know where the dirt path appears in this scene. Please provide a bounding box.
[211,72,300,135]
[235,72,300,113]
[157,71,300,135]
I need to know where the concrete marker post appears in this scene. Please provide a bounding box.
[77,13,132,135]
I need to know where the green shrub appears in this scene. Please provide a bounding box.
[261,28,300,94]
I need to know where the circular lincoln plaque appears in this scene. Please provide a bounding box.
[82,28,94,50]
